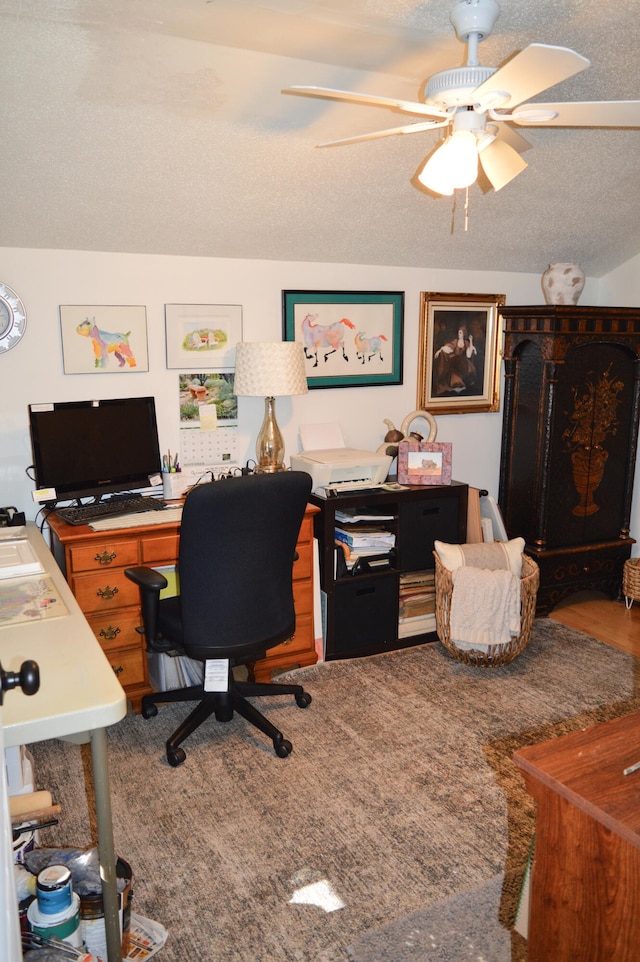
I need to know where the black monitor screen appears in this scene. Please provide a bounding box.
[29,397,162,502]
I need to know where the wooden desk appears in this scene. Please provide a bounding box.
[1,523,128,962]
[514,711,640,962]
[46,504,319,709]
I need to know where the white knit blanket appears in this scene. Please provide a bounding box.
[449,566,521,650]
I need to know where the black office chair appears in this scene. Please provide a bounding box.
[125,471,313,766]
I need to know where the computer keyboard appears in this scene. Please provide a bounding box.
[89,506,183,530]
[55,495,169,526]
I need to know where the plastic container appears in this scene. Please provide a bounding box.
[35,864,73,913]
[12,829,35,865]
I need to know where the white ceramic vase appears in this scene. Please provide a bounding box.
[541,263,586,305]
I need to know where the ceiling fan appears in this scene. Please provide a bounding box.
[282,0,640,196]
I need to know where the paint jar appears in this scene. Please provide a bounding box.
[27,864,82,947]
[79,857,133,960]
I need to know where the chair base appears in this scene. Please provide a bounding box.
[141,677,311,766]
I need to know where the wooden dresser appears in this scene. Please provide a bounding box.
[46,504,318,712]
[514,712,640,962]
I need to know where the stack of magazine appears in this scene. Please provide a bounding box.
[334,508,396,575]
[398,570,436,637]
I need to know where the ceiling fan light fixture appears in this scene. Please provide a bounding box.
[418,130,478,195]
[476,122,499,153]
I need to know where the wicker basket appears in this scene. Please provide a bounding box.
[434,552,540,667]
[623,558,640,608]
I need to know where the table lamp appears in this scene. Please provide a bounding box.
[234,341,308,473]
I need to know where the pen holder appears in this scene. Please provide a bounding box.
[162,473,195,500]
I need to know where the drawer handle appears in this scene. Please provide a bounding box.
[99,625,121,641]
[97,585,119,601]
[112,665,124,676]
[95,550,117,566]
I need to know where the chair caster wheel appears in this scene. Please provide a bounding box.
[141,702,158,719]
[295,691,312,708]
[274,738,292,758]
[167,746,186,767]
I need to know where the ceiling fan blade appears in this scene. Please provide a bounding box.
[510,100,640,127]
[474,43,590,110]
[493,123,532,153]
[318,119,448,148]
[479,139,528,191]
[282,85,449,120]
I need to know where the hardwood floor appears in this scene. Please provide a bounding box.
[549,592,640,657]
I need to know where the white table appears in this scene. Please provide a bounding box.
[1,523,127,962]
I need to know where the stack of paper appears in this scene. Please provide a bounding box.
[147,651,204,690]
[0,539,44,580]
[334,520,396,574]
[398,569,436,637]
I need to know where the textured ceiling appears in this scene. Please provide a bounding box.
[0,0,639,276]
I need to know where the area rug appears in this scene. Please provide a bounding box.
[347,873,510,962]
[28,618,640,962]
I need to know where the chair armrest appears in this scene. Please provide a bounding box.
[125,565,168,592]
[125,566,168,650]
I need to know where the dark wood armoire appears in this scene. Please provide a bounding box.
[499,306,640,614]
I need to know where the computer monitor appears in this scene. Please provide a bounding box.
[28,396,162,503]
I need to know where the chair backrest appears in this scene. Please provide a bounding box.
[176,471,312,660]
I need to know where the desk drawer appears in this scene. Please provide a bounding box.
[293,542,312,581]
[268,612,313,659]
[103,645,148,689]
[87,608,142,651]
[72,570,140,614]
[68,539,139,573]
[297,514,314,545]
[141,533,180,565]
[293,580,313,616]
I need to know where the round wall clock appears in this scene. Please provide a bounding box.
[0,282,27,354]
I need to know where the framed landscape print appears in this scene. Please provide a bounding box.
[165,304,243,369]
[417,292,505,414]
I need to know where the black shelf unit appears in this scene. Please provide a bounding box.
[310,482,468,660]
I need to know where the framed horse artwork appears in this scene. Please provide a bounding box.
[282,290,404,389]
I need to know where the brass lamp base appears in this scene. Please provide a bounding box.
[255,396,287,473]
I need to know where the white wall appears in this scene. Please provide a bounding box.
[2,247,634,547]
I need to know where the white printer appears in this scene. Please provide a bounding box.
[290,447,392,496]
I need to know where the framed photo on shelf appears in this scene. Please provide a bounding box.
[59,305,148,374]
[417,292,505,414]
[397,441,452,486]
[282,290,404,389]
[165,304,243,369]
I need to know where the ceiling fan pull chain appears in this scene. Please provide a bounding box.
[464,187,470,232]
[450,194,457,234]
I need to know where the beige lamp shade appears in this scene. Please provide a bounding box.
[233,341,308,397]
[234,341,308,473]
